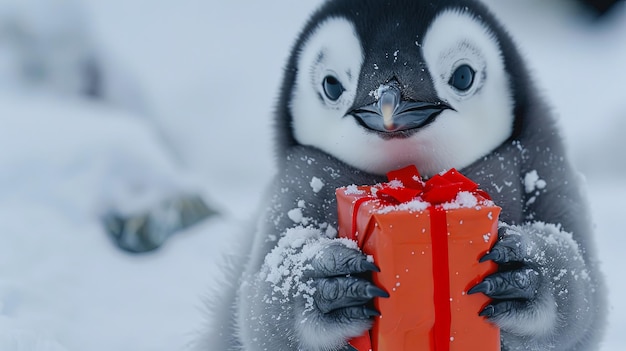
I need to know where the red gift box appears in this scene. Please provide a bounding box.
[336,166,500,351]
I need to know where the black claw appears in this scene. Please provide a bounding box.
[329,305,379,321]
[365,285,390,298]
[468,280,493,295]
[362,260,381,272]
[479,300,517,319]
[364,307,381,317]
[480,249,501,263]
[315,277,383,313]
[481,234,526,264]
[474,269,540,300]
[479,305,494,317]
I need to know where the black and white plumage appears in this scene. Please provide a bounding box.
[202,1,606,350]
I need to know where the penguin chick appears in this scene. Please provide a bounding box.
[203,1,606,350]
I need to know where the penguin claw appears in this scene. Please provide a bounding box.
[362,260,381,273]
[365,284,390,298]
[480,226,525,264]
[364,307,381,317]
[470,268,540,300]
[468,280,493,295]
[328,306,381,322]
[314,276,388,314]
[479,250,501,263]
[479,304,495,317]
[479,300,519,318]
[474,226,544,323]
[305,241,387,320]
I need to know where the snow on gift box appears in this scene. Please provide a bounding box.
[336,166,501,351]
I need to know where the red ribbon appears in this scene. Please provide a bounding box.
[430,206,451,351]
[384,165,486,204]
[348,165,489,351]
[350,165,488,240]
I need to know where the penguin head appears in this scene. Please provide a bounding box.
[278,0,528,177]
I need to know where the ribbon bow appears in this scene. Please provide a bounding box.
[379,165,489,204]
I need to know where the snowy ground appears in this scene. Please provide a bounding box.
[0,1,624,350]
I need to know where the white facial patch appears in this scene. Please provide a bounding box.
[290,17,367,165]
[291,12,514,177]
[419,10,515,174]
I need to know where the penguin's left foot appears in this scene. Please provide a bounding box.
[469,226,542,317]
[468,268,540,316]
[310,260,388,316]
[468,223,590,338]
[289,240,387,349]
[302,241,387,318]
[103,194,216,253]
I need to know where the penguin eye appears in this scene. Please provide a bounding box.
[322,75,345,101]
[449,64,475,91]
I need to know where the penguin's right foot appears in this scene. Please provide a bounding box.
[305,242,388,317]
[294,240,388,349]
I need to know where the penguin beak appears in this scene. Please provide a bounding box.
[350,85,452,133]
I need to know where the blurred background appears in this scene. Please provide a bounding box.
[0,0,624,350]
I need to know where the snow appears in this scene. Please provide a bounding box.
[441,191,479,210]
[364,186,489,213]
[309,176,324,193]
[343,184,365,195]
[386,180,404,189]
[287,208,305,224]
[263,226,319,286]
[377,199,430,214]
[524,170,547,194]
[288,201,310,224]
[262,227,361,312]
[0,0,624,350]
